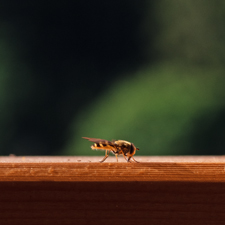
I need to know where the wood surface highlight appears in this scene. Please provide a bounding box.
[0,156,225,182]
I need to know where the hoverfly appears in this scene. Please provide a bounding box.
[82,137,139,163]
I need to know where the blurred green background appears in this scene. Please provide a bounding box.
[0,0,225,156]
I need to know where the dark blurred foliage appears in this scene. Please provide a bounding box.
[153,1,225,65]
[0,0,148,155]
[0,0,225,156]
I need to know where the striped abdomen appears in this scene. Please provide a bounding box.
[91,141,115,151]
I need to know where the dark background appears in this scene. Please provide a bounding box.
[0,0,225,156]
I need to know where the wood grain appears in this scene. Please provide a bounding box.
[0,156,225,182]
[0,156,225,225]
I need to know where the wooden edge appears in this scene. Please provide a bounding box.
[0,156,225,182]
[0,162,224,182]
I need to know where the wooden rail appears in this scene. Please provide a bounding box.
[0,156,225,225]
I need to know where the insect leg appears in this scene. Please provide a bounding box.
[99,150,109,163]
[127,156,132,163]
[131,157,139,163]
[115,154,118,162]
[121,152,129,162]
[127,156,139,163]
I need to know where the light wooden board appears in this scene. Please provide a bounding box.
[0,156,224,225]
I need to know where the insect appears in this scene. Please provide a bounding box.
[82,137,139,163]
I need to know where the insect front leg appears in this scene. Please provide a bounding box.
[127,156,132,163]
[131,156,139,163]
[127,156,139,163]
[99,150,109,163]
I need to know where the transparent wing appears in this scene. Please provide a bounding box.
[82,137,110,143]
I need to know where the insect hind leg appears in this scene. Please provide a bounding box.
[99,150,109,163]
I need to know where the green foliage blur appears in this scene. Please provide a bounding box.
[0,0,225,156]
[65,65,225,155]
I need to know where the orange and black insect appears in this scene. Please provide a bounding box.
[82,137,139,163]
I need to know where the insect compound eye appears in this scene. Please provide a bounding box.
[130,143,135,155]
